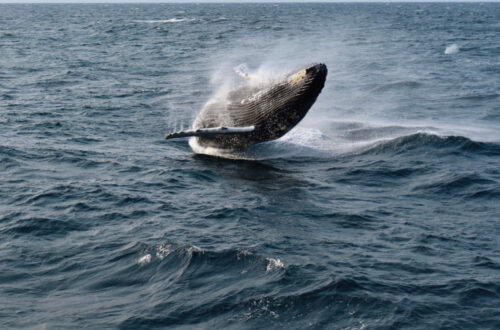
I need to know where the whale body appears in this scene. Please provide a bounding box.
[165,63,327,149]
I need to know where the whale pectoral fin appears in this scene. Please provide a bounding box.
[165,126,255,140]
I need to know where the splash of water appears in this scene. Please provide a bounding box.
[445,43,459,55]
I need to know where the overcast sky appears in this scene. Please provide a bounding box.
[0,0,498,3]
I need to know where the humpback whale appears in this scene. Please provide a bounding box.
[165,63,327,149]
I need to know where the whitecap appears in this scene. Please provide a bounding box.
[138,254,151,265]
[265,258,284,272]
[186,245,202,256]
[155,244,172,260]
[445,44,459,55]
[135,18,196,24]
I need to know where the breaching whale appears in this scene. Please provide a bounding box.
[165,63,327,149]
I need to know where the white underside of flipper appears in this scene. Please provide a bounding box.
[165,126,255,140]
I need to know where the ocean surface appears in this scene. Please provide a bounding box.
[1,2,499,329]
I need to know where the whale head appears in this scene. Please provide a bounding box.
[248,63,327,143]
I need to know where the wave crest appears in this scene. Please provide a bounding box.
[360,133,500,156]
[135,18,196,24]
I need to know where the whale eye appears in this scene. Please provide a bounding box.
[290,69,306,85]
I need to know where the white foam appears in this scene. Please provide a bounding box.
[135,18,195,24]
[265,258,284,272]
[186,245,202,256]
[189,137,232,158]
[236,250,252,260]
[138,254,151,265]
[155,244,172,260]
[445,44,459,55]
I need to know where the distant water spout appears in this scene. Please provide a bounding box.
[445,44,459,55]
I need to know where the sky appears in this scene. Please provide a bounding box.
[0,0,498,3]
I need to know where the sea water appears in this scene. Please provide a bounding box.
[1,3,499,328]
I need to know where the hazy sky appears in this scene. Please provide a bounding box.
[0,0,498,3]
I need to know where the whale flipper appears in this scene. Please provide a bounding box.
[165,126,255,140]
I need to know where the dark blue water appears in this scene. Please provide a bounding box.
[1,3,499,329]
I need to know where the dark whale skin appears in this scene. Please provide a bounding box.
[193,63,327,149]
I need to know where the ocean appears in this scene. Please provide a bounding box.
[1,2,499,329]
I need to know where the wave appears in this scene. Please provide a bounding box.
[135,243,285,275]
[81,242,288,299]
[359,132,500,157]
[0,145,32,160]
[119,249,500,329]
[0,216,88,237]
[134,18,196,24]
[413,172,497,198]
[371,80,422,92]
[212,16,227,22]
[458,93,499,101]
[0,145,25,171]
[189,126,500,161]
[118,275,385,328]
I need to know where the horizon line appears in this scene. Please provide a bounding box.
[1,0,499,3]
